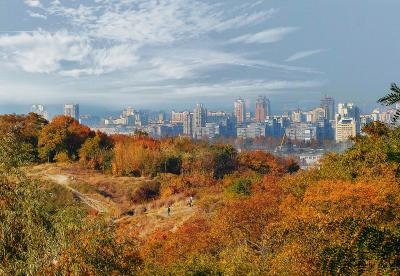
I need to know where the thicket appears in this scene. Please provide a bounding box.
[0,131,141,274]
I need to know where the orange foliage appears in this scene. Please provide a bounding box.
[142,217,214,265]
[238,151,299,175]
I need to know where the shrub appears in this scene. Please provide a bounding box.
[54,151,70,162]
[226,179,252,197]
[130,181,161,203]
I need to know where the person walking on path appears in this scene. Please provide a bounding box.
[188,196,194,207]
[167,206,171,216]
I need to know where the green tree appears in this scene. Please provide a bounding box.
[378,82,400,122]
[79,131,113,171]
[211,144,238,179]
[226,178,252,197]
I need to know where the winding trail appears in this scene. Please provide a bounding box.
[46,174,108,214]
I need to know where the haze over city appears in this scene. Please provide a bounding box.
[1,0,400,114]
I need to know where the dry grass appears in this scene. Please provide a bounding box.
[28,163,199,237]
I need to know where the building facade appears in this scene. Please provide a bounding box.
[321,96,335,121]
[255,96,270,122]
[64,104,79,120]
[234,98,246,127]
[285,123,318,142]
[336,118,357,142]
[31,104,49,120]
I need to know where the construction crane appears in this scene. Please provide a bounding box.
[279,133,287,148]
[275,133,292,154]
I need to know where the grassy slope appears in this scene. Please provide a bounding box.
[28,163,198,238]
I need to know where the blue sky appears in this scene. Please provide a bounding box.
[0,0,399,114]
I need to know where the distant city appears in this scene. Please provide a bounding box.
[30,96,397,169]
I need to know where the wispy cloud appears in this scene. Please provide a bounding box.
[27,11,47,20]
[229,27,299,44]
[213,9,278,32]
[0,0,327,105]
[286,49,326,62]
[170,80,326,98]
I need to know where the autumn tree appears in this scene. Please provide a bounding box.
[0,131,141,274]
[79,131,114,171]
[238,150,299,175]
[0,113,47,160]
[38,115,93,162]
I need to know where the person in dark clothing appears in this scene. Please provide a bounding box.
[167,206,171,216]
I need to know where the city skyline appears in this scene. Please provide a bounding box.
[14,94,398,119]
[0,1,399,111]
[29,95,397,140]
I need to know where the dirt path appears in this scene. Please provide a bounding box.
[115,199,198,237]
[46,174,109,214]
[30,164,198,235]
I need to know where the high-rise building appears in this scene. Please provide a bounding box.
[192,104,207,139]
[337,103,360,121]
[336,118,357,142]
[64,104,79,120]
[237,123,267,139]
[337,102,361,134]
[266,98,271,118]
[285,123,318,143]
[171,111,187,124]
[122,106,135,117]
[183,111,193,137]
[310,107,326,123]
[255,96,271,122]
[321,96,335,121]
[158,111,165,124]
[193,103,207,129]
[135,111,149,127]
[292,109,305,123]
[234,98,246,126]
[31,104,49,120]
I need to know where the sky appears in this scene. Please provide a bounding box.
[0,0,399,115]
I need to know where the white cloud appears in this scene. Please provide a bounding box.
[93,44,138,70]
[0,30,141,76]
[58,44,139,77]
[213,9,278,32]
[45,1,99,25]
[2,0,305,78]
[0,0,326,106]
[39,0,278,44]
[0,30,90,73]
[168,79,326,98]
[25,0,41,7]
[27,11,47,20]
[286,49,326,62]
[87,0,217,43]
[230,27,299,44]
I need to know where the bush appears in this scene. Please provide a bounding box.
[130,181,161,203]
[164,156,182,175]
[54,151,70,162]
[226,179,252,196]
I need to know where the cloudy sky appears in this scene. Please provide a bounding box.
[0,0,399,114]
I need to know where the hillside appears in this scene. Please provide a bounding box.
[29,163,198,238]
[1,114,400,275]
